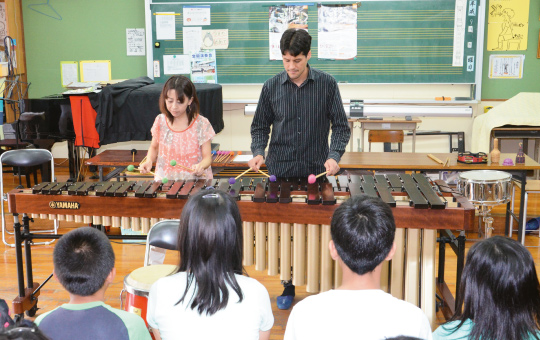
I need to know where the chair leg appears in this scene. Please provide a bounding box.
[33,167,38,186]
[509,185,515,237]
[25,168,31,188]
[521,192,528,245]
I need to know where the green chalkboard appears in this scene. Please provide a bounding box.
[149,0,480,84]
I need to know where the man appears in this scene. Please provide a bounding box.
[249,28,350,309]
[35,227,151,340]
[249,28,350,178]
[284,196,433,340]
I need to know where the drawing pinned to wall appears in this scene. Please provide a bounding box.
[317,4,357,60]
[487,0,529,51]
[27,0,62,21]
[201,29,229,49]
[269,5,309,60]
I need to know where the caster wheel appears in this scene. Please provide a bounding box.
[26,304,38,317]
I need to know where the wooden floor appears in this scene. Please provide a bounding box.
[2,164,540,339]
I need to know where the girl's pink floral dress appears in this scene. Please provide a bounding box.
[150,113,215,181]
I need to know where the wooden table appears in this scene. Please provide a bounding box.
[348,118,421,152]
[341,152,539,243]
[85,149,253,181]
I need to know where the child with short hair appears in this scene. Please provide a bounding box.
[140,75,215,180]
[35,227,150,340]
[284,195,432,340]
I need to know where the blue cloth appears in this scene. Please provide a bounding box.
[433,319,540,339]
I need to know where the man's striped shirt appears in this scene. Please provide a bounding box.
[251,67,351,177]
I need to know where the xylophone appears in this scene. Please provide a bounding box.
[7,173,474,325]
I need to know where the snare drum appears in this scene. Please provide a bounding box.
[122,264,177,328]
[457,170,512,206]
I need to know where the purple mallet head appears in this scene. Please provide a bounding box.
[228,177,236,185]
[269,175,277,182]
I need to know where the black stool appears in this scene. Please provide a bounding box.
[1,149,57,247]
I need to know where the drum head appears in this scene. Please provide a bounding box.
[125,264,177,291]
[459,170,512,182]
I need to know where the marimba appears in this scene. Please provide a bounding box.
[7,173,474,325]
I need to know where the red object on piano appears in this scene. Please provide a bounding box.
[69,96,100,148]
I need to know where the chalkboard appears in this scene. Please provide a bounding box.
[148,0,480,84]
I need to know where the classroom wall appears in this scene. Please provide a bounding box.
[19,1,540,158]
[21,0,147,98]
[481,0,540,99]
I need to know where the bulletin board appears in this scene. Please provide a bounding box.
[147,0,483,85]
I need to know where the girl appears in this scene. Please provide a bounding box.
[146,189,274,340]
[433,236,540,340]
[140,75,215,180]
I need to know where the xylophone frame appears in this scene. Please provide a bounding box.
[6,177,475,323]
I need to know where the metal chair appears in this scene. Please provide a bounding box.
[509,180,540,245]
[143,219,180,266]
[368,130,404,152]
[1,149,58,247]
[121,219,179,323]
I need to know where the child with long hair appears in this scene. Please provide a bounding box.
[140,75,215,180]
[433,236,540,340]
[146,189,274,340]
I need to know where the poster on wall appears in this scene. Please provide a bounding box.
[156,12,176,40]
[126,29,145,56]
[183,5,211,26]
[269,5,309,60]
[317,4,357,60]
[488,54,525,78]
[190,50,217,83]
[487,0,529,51]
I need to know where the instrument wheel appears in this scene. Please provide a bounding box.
[26,304,38,317]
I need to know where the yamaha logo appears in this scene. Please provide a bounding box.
[49,201,81,210]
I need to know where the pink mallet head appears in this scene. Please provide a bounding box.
[269,175,277,182]
[308,174,316,184]
[228,177,236,185]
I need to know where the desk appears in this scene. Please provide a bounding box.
[348,118,421,152]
